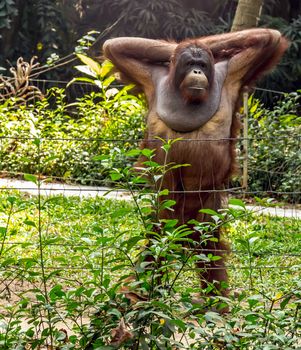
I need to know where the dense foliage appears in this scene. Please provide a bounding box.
[0,61,145,184]
[0,57,300,202]
[0,173,300,348]
[0,49,300,350]
[0,3,300,348]
[0,0,74,69]
[260,14,301,95]
[248,91,301,202]
[1,0,301,92]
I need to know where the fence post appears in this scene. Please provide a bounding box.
[242,91,249,190]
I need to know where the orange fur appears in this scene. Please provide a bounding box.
[103,30,288,296]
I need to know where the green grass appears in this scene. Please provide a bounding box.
[0,190,300,349]
[0,191,140,283]
[1,191,300,291]
[228,213,301,293]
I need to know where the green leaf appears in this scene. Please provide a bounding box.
[26,329,35,337]
[143,160,159,167]
[161,200,176,209]
[76,54,102,76]
[24,219,36,228]
[100,60,114,78]
[245,313,259,323]
[158,189,169,196]
[56,330,67,341]
[204,311,223,323]
[199,208,218,216]
[92,155,110,161]
[161,219,178,228]
[161,143,171,152]
[33,138,41,146]
[122,236,145,250]
[7,196,17,204]
[126,149,141,157]
[111,264,129,272]
[111,208,131,218]
[247,295,262,308]
[141,149,154,158]
[49,285,65,299]
[249,236,259,245]
[280,296,292,309]
[141,206,153,215]
[228,198,246,208]
[169,319,186,331]
[169,163,191,170]
[24,174,37,184]
[110,172,123,181]
[103,75,115,88]
[208,254,222,261]
[74,65,97,78]
[67,76,95,87]
[132,177,148,184]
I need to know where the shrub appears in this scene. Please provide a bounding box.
[0,56,300,201]
[0,142,300,348]
[247,91,301,202]
[0,62,145,184]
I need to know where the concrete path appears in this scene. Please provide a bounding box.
[0,178,300,219]
[0,177,131,200]
[245,205,301,219]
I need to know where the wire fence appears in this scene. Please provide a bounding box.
[0,135,299,254]
[0,80,300,347]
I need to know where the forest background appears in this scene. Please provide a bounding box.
[0,0,301,94]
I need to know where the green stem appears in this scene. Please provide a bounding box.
[247,241,254,290]
[4,310,14,348]
[155,143,169,221]
[36,140,54,348]
[291,304,300,339]
[0,201,14,257]
[100,229,104,289]
[263,299,275,337]
[127,178,148,231]
[168,252,191,293]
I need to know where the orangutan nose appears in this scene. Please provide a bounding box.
[193,69,202,75]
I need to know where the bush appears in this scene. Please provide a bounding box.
[248,91,301,202]
[260,15,301,96]
[0,56,300,201]
[0,68,145,184]
[0,150,300,348]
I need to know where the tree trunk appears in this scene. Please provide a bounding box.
[231,0,264,32]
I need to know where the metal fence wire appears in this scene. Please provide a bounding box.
[0,82,300,346]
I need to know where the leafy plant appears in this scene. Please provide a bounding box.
[247,91,301,202]
[0,59,145,184]
[0,151,300,348]
[0,0,75,78]
[259,14,301,96]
